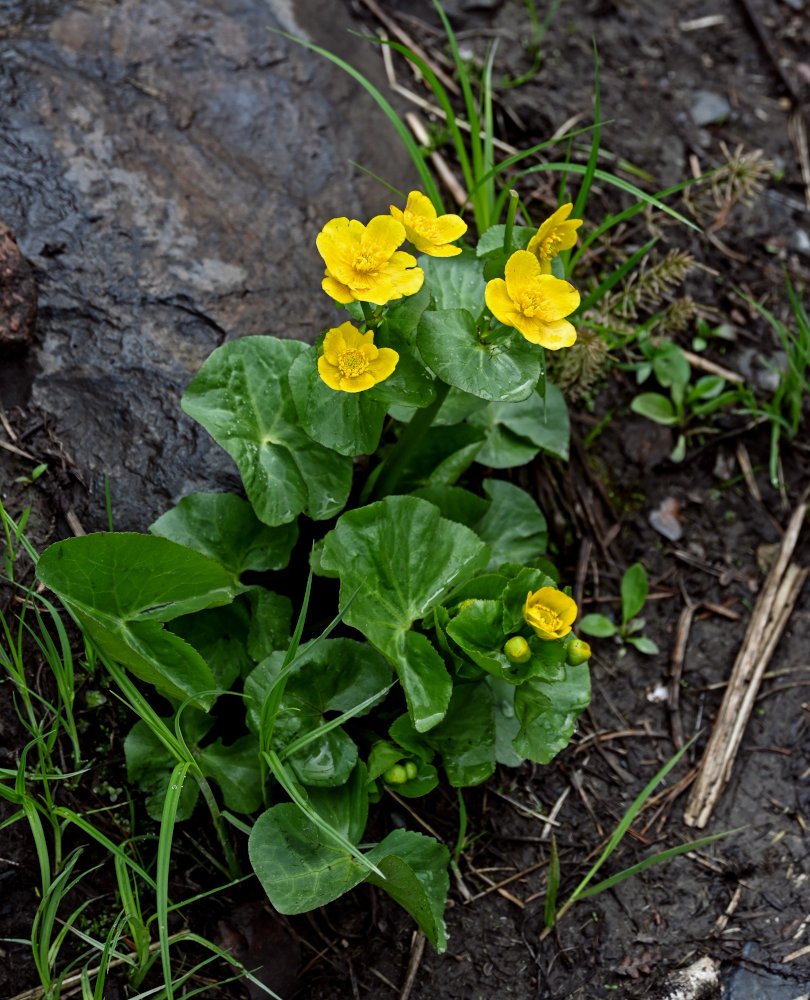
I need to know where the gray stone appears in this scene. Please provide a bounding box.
[689,90,732,126]
[2,0,417,530]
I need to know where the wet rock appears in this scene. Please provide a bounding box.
[0,223,37,356]
[3,0,417,531]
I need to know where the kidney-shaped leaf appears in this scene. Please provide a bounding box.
[181,336,352,525]
[366,828,450,953]
[150,492,297,578]
[37,534,238,706]
[469,383,570,468]
[421,249,486,314]
[418,309,541,402]
[513,663,591,764]
[321,497,490,732]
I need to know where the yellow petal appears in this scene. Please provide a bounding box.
[415,242,463,257]
[405,191,437,220]
[504,249,542,297]
[363,215,406,259]
[432,214,468,243]
[367,347,398,384]
[536,275,581,317]
[390,205,405,225]
[322,273,355,304]
[317,355,343,390]
[515,316,577,350]
[322,321,363,363]
[339,371,376,392]
[485,278,521,327]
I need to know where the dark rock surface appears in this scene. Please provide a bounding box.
[1,0,416,531]
[0,222,37,355]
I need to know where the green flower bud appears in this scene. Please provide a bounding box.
[504,635,532,664]
[404,761,418,781]
[566,638,592,665]
[383,764,408,785]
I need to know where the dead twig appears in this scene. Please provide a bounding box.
[399,929,426,1000]
[684,489,810,827]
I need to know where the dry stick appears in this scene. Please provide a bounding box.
[405,111,467,207]
[399,929,426,1000]
[684,490,810,828]
[669,602,697,749]
[358,0,460,96]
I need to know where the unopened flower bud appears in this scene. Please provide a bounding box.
[384,764,408,785]
[566,638,592,665]
[504,636,532,664]
[404,761,418,781]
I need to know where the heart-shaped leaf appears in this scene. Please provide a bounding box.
[181,336,352,525]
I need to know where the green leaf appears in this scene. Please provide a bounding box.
[487,677,523,767]
[578,613,617,637]
[513,662,591,764]
[388,386,488,426]
[630,392,677,425]
[181,336,352,525]
[366,829,450,953]
[168,601,253,690]
[446,600,511,680]
[652,341,690,393]
[476,224,534,257]
[37,534,236,707]
[474,479,548,568]
[306,761,370,844]
[621,563,649,627]
[245,588,293,663]
[288,346,388,456]
[149,492,297,578]
[248,803,369,913]
[197,735,263,814]
[425,682,495,787]
[626,635,660,655]
[321,496,490,731]
[411,485,491,528]
[420,248,486,314]
[244,639,391,787]
[381,284,431,340]
[366,340,438,410]
[124,717,206,821]
[417,309,541,402]
[397,425,485,490]
[469,384,570,467]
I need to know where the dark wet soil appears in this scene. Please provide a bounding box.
[3,0,810,998]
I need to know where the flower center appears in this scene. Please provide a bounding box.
[537,233,562,260]
[519,291,555,320]
[353,251,382,273]
[338,349,369,378]
[533,607,561,630]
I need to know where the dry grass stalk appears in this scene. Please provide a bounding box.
[684,490,810,827]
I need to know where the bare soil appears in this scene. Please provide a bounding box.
[3,0,810,998]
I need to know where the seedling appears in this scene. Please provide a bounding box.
[629,337,735,461]
[579,562,659,654]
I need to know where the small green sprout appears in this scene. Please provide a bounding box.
[579,562,659,655]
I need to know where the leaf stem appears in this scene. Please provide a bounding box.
[502,189,519,255]
[370,381,451,500]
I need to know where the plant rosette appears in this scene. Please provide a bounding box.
[36,192,591,954]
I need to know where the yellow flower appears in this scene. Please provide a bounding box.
[527,202,582,273]
[316,215,424,305]
[523,587,577,641]
[390,191,467,257]
[317,322,398,393]
[485,250,580,349]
